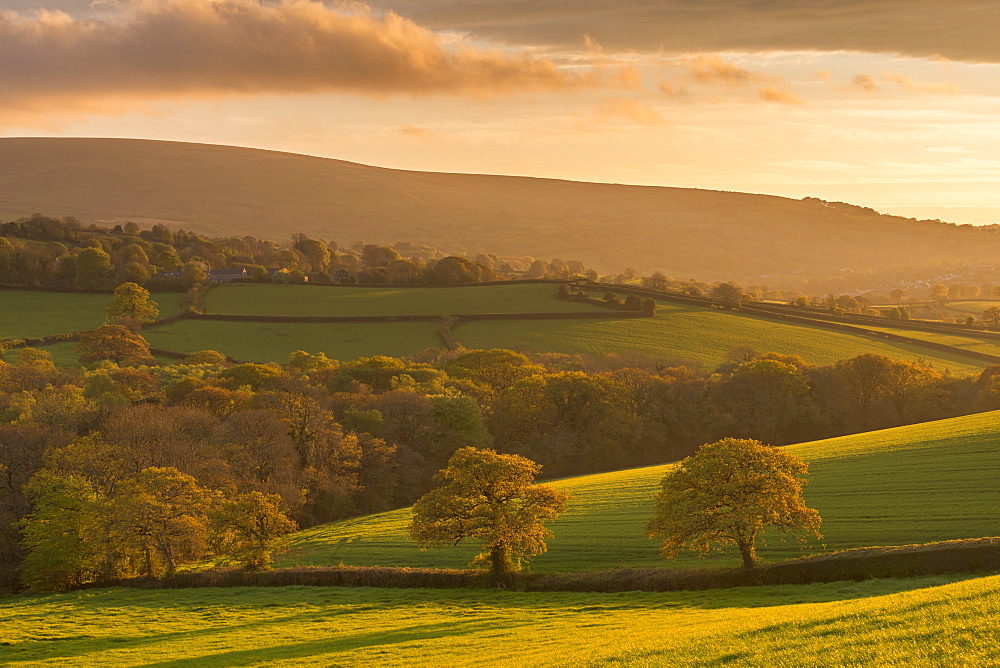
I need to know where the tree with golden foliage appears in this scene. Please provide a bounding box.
[105,282,159,325]
[211,491,298,571]
[409,447,569,583]
[646,438,821,569]
[77,324,152,365]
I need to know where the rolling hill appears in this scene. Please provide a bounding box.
[278,411,1000,572]
[2,137,999,281]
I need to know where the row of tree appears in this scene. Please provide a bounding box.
[0,214,599,291]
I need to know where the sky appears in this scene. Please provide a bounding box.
[2,0,999,224]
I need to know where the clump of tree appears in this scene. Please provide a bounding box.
[646,438,822,568]
[409,447,569,584]
[0,343,992,592]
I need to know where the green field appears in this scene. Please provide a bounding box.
[280,411,1000,572]
[0,290,183,341]
[205,284,598,316]
[144,320,443,363]
[943,300,1000,317]
[861,324,1000,359]
[451,302,989,374]
[1,574,997,666]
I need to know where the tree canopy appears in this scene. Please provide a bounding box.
[646,437,822,568]
[106,281,159,325]
[409,447,569,582]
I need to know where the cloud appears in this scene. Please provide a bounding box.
[378,0,1000,63]
[399,124,434,137]
[658,55,802,105]
[594,98,666,126]
[881,73,960,96]
[852,74,880,93]
[813,70,832,81]
[683,55,758,86]
[759,87,804,105]
[0,0,594,115]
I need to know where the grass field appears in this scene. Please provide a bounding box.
[280,411,1000,572]
[451,302,989,374]
[1,574,997,666]
[204,284,599,316]
[942,300,1000,317]
[144,320,443,363]
[0,290,183,341]
[860,324,1000,359]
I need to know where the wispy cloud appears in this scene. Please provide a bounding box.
[881,73,960,96]
[852,74,880,93]
[759,87,804,105]
[378,0,1000,63]
[594,98,667,127]
[0,0,596,116]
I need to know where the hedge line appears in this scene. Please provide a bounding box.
[95,537,1000,594]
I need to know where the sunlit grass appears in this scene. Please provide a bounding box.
[204,283,598,316]
[1,574,997,666]
[144,320,443,363]
[861,324,1000,359]
[451,302,988,374]
[280,411,1000,572]
[0,290,183,341]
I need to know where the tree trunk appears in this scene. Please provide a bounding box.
[488,543,513,586]
[737,539,758,569]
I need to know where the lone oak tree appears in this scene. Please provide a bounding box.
[409,447,569,583]
[106,282,159,325]
[646,438,821,569]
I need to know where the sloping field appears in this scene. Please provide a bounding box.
[0,290,183,341]
[280,411,1000,572]
[144,320,443,363]
[452,302,989,374]
[1,574,997,666]
[204,283,598,316]
[860,324,1000,359]
[943,300,1000,317]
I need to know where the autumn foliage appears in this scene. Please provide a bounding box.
[409,447,569,582]
[646,438,822,568]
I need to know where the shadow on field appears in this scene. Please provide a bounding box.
[137,619,500,667]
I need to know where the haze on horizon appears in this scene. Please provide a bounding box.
[2,0,998,225]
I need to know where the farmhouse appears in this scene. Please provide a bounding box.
[208,268,248,284]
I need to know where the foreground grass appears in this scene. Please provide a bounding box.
[144,320,443,362]
[451,302,988,374]
[0,290,183,341]
[281,411,1000,572]
[204,283,598,316]
[1,574,997,666]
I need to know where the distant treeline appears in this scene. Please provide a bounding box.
[2,340,999,591]
[0,214,603,292]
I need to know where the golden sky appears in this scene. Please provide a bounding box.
[2,0,999,224]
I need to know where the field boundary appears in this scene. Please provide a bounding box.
[179,310,649,324]
[89,536,1000,594]
[591,284,1000,365]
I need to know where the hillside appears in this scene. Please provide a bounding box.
[2,572,997,666]
[278,411,1000,572]
[2,137,998,281]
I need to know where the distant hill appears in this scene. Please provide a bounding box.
[1,137,997,281]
